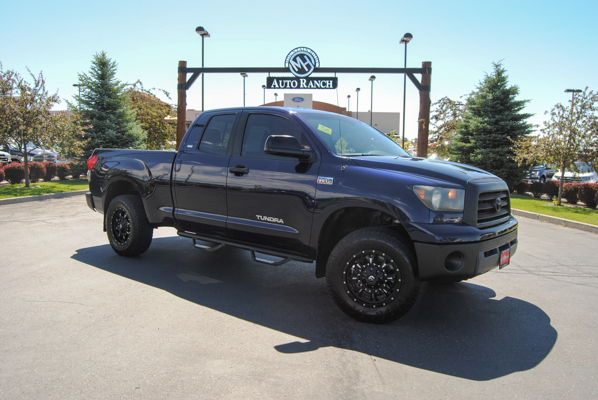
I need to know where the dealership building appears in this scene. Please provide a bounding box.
[186,93,401,134]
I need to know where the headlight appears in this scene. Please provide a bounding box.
[413,185,465,212]
[531,171,539,177]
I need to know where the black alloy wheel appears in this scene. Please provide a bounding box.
[344,250,401,308]
[326,227,421,323]
[111,207,131,244]
[106,195,153,257]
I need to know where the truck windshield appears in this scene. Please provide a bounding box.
[296,111,410,157]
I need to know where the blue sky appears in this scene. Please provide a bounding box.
[2,0,597,140]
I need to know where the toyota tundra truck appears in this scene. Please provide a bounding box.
[85,107,518,323]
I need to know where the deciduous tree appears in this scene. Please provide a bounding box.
[0,64,59,186]
[514,88,598,204]
[127,82,176,150]
[45,111,88,160]
[429,96,465,160]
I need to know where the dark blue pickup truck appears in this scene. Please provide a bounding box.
[86,107,518,323]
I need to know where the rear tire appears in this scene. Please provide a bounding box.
[326,228,421,323]
[106,195,153,257]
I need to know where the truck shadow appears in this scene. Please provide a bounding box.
[72,236,557,381]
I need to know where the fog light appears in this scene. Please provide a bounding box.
[444,252,464,272]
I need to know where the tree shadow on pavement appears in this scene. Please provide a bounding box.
[72,236,557,381]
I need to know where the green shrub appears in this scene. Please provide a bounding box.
[3,163,25,184]
[56,163,71,180]
[562,183,581,205]
[514,181,529,195]
[578,183,597,209]
[28,162,46,183]
[43,162,57,181]
[68,161,87,179]
[542,180,560,199]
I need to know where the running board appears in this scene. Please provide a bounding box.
[177,231,312,266]
[250,251,290,266]
[192,239,225,252]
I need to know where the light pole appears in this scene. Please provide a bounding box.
[369,75,376,126]
[72,83,84,110]
[195,26,210,112]
[400,32,412,149]
[262,85,266,105]
[240,73,247,106]
[274,93,278,107]
[347,94,351,114]
[565,88,582,103]
[356,88,360,120]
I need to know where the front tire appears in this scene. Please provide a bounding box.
[106,195,153,257]
[326,228,421,323]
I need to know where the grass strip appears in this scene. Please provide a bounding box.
[0,179,88,199]
[511,194,598,226]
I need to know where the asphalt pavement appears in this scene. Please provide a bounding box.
[1,195,597,399]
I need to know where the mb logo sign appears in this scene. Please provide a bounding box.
[265,47,337,90]
[286,47,319,77]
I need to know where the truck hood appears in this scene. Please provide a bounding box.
[351,156,499,186]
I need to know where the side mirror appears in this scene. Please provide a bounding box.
[264,135,316,162]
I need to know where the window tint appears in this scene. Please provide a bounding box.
[241,114,305,159]
[183,125,204,150]
[199,114,235,155]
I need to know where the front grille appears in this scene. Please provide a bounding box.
[33,154,57,163]
[477,190,511,228]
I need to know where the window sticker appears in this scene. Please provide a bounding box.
[318,124,332,135]
[335,137,349,153]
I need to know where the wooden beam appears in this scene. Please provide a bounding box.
[176,60,187,151]
[417,62,432,158]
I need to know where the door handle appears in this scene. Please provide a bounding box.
[229,165,249,176]
[174,159,182,172]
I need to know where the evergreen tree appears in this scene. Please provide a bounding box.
[450,62,533,189]
[75,52,145,156]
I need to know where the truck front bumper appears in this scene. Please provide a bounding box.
[412,221,518,281]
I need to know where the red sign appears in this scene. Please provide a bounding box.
[500,249,510,268]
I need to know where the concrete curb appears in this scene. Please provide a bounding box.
[512,208,598,235]
[0,190,87,206]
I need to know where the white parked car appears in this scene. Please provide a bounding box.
[27,147,70,164]
[29,148,58,163]
[552,162,598,184]
[0,150,11,165]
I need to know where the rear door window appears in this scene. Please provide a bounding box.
[198,114,236,155]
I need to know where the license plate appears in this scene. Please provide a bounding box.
[499,249,510,269]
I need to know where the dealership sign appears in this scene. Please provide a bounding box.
[267,76,337,89]
[265,47,337,90]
